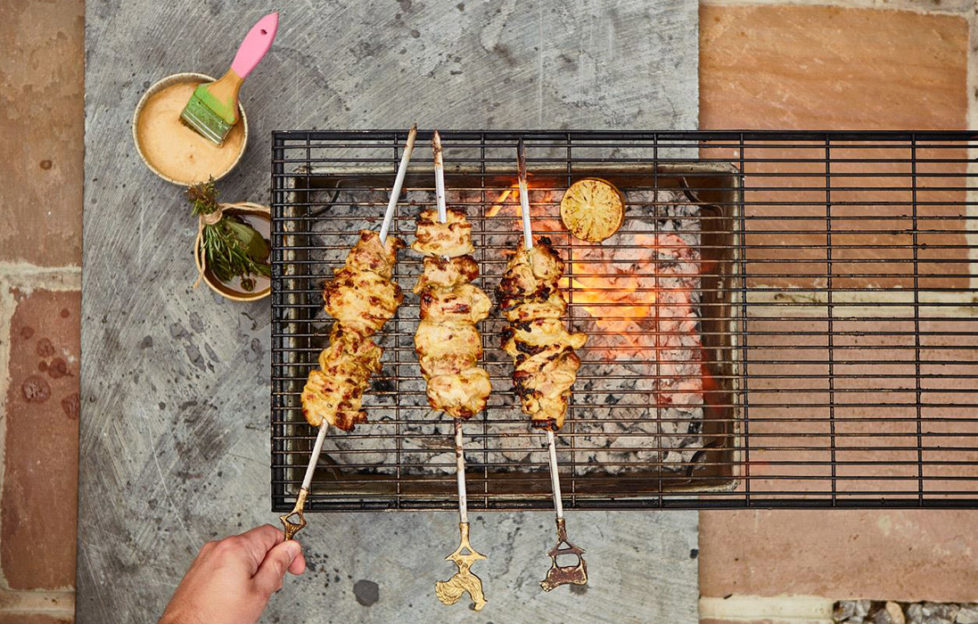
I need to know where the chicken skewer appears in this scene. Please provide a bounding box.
[419,131,489,611]
[497,139,589,590]
[280,124,417,540]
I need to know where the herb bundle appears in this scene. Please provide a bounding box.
[188,179,271,291]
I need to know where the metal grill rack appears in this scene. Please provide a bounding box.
[271,130,978,511]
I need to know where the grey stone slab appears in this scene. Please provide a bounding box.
[79,1,699,622]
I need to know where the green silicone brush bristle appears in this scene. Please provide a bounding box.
[180,84,233,146]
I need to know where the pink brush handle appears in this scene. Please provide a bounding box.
[230,12,278,79]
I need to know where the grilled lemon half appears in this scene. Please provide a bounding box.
[559,178,625,243]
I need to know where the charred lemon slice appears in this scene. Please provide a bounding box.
[559,178,625,243]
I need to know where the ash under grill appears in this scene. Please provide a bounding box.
[272,130,978,511]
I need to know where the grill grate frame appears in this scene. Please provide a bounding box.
[271,130,978,511]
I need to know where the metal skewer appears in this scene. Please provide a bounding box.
[517,139,589,591]
[280,124,417,540]
[431,130,488,611]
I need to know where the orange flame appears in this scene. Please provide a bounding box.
[485,185,518,218]
[569,237,659,356]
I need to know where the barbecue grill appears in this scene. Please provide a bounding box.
[271,130,978,511]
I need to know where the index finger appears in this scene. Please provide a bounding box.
[238,524,286,571]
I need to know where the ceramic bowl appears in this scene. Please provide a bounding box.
[193,204,271,302]
[132,72,248,186]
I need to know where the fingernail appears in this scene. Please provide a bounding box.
[285,540,301,561]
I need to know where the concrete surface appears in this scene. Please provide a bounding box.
[78,1,699,622]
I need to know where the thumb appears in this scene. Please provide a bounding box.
[253,540,302,597]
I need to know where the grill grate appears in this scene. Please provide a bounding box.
[271,130,978,511]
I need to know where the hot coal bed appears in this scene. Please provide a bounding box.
[271,130,978,512]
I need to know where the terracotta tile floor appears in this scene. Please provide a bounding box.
[1,0,976,622]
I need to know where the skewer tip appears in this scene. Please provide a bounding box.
[433,130,443,166]
[517,138,533,250]
[517,138,527,183]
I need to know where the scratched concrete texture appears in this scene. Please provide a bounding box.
[79,1,699,622]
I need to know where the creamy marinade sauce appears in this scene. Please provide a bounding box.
[136,81,245,184]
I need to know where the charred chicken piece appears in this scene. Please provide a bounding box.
[507,346,582,431]
[317,324,383,379]
[503,291,567,323]
[324,271,402,336]
[302,369,368,431]
[497,238,587,431]
[301,325,383,431]
[426,366,493,419]
[344,229,403,279]
[501,318,587,353]
[413,256,479,293]
[420,283,492,325]
[324,231,405,336]
[415,320,483,377]
[301,231,404,430]
[496,237,565,309]
[411,208,475,258]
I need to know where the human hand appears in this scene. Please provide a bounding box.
[159,524,306,624]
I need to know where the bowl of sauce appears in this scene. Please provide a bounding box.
[133,72,247,186]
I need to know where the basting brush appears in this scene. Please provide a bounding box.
[181,12,279,145]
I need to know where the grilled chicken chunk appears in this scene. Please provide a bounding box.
[324,269,403,336]
[497,237,587,431]
[415,320,483,377]
[413,256,479,293]
[302,231,404,431]
[420,283,491,325]
[503,291,567,323]
[317,324,383,374]
[496,237,565,309]
[426,366,493,419]
[345,229,403,279]
[324,231,405,336]
[411,208,475,257]
[302,369,368,431]
[501,318,587,353]
[301,325,382,430]
[512,349,581,431]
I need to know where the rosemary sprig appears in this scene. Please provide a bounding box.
[188,179,271,290]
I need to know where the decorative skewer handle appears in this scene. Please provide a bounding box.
[435,522,487,611]
[279,487,309,540]
[280,421,329,540]
[540,517,588,591]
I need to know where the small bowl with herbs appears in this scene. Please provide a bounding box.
[188,180,271,302]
